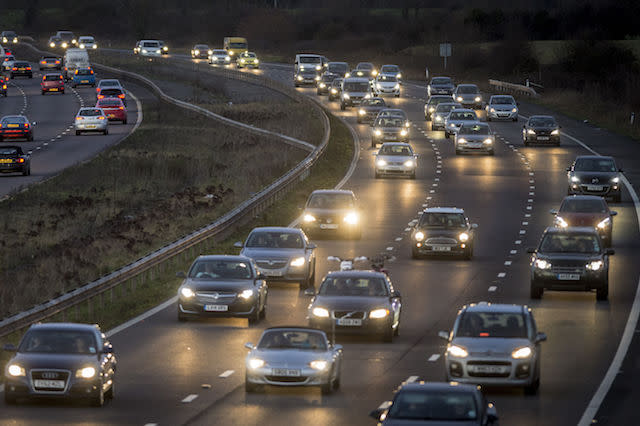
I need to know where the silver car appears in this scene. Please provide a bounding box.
[138,40,162,57]
[486,95,518,121]
[237,227,317,289]
[374,142,417,179]
[431,102,462,131]
[371,115,409,147]
[427,76,455,97]
[208,48,231,65]
[455,122,495,155]
[78,36,97,50]
[379,64,402,82]
[439,302,547,394]
[373,74,400,97]
[453,84,482,109]
[244,327,343,394]
[444,108,479,139]
[74,107,108,135]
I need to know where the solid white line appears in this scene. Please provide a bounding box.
[386,246,394,251]
[395,237,403,241]
[219,370,235,378]
[515,240,522,245]
[406,375,419,383]
[488,286,497,292]
[182,394,198,403]
[520,230,526,234]
[144,423,158,426]
[428,354,440,362]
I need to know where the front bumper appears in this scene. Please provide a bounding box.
[0,162,28,173]
[295,75,319,85]
[524,133,560,144]
[178,298,257,318]
[301,222,360,236]
[568,182,620,198]
[210,57,231,65]
[246,365,331,387]
[376,164,416,176]
[413,240,469,256]
[4,375,104,401]
[254,265,308,282]
[488,109,518,120]
[309,317,392,336]
[532,268,607,290]
[445,356,536,387]
[376,86,400,95]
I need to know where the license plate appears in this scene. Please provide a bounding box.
[86,125,96,129]
[468,143,482,148]
[0,159,12,163]
[272,368,301,377]
[432,245,451,252]
[34,379,65,389]
[471,365,507,374]
[18,68,25,71]
[263,270,282,277]
[49,88,58,91]
[587,185,603,191]
[7,124,19,128]
[537,136,550,140]
[384,135,396,140]
[337,318,362,326]
[81,80,89,83]
[319,224,338,229]
[557,274,580,280]
[204,304,228,312]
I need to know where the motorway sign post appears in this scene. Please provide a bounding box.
[440,43,452,70]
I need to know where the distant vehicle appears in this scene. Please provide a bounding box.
[431,102,462,131]
[208,49,231,65]
[1,55,15,72]
[294,54,324,86]
[528,226,614,300]
[373,74,400,97]
[133,40,141,54]
[374,142,417,179]
[2,322,117,406]
[55,30,77,48]
[236,51,259,69]
[375,108,410,129]
[191,44,211,59]
[523,115,561,146]
[244,327,343,394]
[316,73,337,95]
[567,155,622,202]
[370,381,499,425]
[346,68,373,80]
[38,56,62,71]
[325,61,349,78]
[0,145,30,176]
[355,62,377,77]
[427,76,455,97]
[550,195,617,246]
[41,73,65,95]
[96,98,127,124]
[224,36,248,57]
[48,36,62,49]
[340,77,372,110]
[136,40,162,57]
[439,302,546,394]
[74,107,108,135]
[0,76,6,97]
[453,84,483,109]
[78,36,97,50]
[63,48,90,79]
[10,61,32,79]
[411,207,477,259]
[328,78,343,101]
[371,115,409,148]
[97,87,126,106]
[486,94,518,121]
[379,64,402,82]
[1,30,18,44]
[96,79,123,93]
[301,189,361,239]
[158,40,169,55]
[0,115,34,141]
[71,66,96,87]
[357,97,387,124]
[176,255,267,322]
[424,94,454,120]
[455,122,495,155]
[444,108,479,139]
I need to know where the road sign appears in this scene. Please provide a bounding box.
[439,43,452,57]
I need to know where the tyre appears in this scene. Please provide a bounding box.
[41,91,45,95]
[411,247,420,259]
[513,117,518,122]
[524,376,540,395]
[61,90,64,94]
[487,117,491,122]
[375,171,381,179]
[357,118,362,124]
[431,125,436,131]
[28,134,33,141]
[409,172,416,180]
[455,149,461,155]
[463,245,473,260]
[613,193,622,203]
[245,377,260,393]
[248,304,261,324]
[304,270,315,289]
[104,129,109,135]
[22,167,29,176]
[123,119,128,125]
[445,132,449,139]
[76,130,81,136]
[530,283,543,299]
[524,140,530,147]
[371,140,376,148]
[596,283,608,301]
[488,150,495,156]
[4,391,17,405]
[90,385,105,407]
[393,322,400,336]
[321,368,336,395]
[395,94,400,98]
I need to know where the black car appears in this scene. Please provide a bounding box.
[325,61,349,78]
[328,78,343,101]
[0,76,7,97]
[427,76,455,97]
[3,323,117,406]
[528,226,614,300]
[567,155,622,202]
[357,97,387,124]
[0,146,31,175]
[316,73,337,95]
[0,115,34,141]
[370,381,498,426]
[411,207,477,259]
[300,189,362,239]
[97,88,127,106]
[308,270,401,342]
[347,68,374,80]
[523,115,560,146]
[48,36,62,49]
[424,95,454,120]
[10,61,32,79]
[39,55,62,71]
[177,255,268,323]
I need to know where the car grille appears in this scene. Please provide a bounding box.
[551,266,586,274]
[31,370,70,392]
[333,311,366,319]
[426,237,457,245]
[196,291,237,301]
[314,215,342,225]
[265,375,307,383]
[384,132,400,138]
[256,260,288,269]
[534,130,550,136]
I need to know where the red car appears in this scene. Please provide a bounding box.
[0,76,7,97]
[0,115,34,141]
[96,98,127,124]
[97,87,126,106]
[41,73,65,95]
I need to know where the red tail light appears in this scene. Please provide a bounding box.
[41,61,46,64]
[90,70,94,74]
[59,76,63,80]
[118,94,125,99]
[12,67,17,71]
[26,67,31,70]
[24,123,29,128]
[96,87,101,92]
[17,158,25,163]
[55,60,60,64]
[97,95,104,99]
[75,70,79,75]
[2,85,6,90]
[119,106,124,110]
[98,116,105,120]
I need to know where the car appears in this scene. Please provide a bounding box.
[357,97,387,124]
[317,73,337,95]
[236,51,259,69]
[455,122,495,155]
[55,30,77,48]
[0,115,34,141]
[294,54,324,86]
[328,78,343,101]
[444,108,479,139]
[438,302,547,394]
[0,145,30,176]
[300,189,361,239]
[71,66,96,88]
[244,327,343,393]
[345,68,374,80]
[41,73,65,95]
[453,84,482,109]
[370,381,499,425]
[567,155,622,202]
[236,227,317,289]
[176,255,267,322]
[1,30,18,44]
[528,226,615,300]
[96,79,123,93]
[371,115,409,148]
[550,195,617,246]
[427,76,455,97]
[325,61,349,78]
[0,76,6,97]
[2,47,12,56]
[431,102,462,131]
[74,107,108,135]
[10,61,32,78]
[48,36,62,49]
[340,77,372,110]
[137,40,162,57]
[308,270,402,342]
[523,115,561,146]
[355,61,377,77]
[191,44,211,59]
[158,40,169,55]
[38,55,62,70]
[63,61,89,82]
[486,95,518,121]
[379,64,402,82]
[373,74,400,97]
[3,322,117,406]
[376,108,410,128]
[294,67,321,86]
[96,98,127,124]
[97,87,126,106]
[374,142,417,179]
[411,207,477,259]
[424,95,454,120]
[2,55,16,72]
[224,37,248,58]
[78,36,98,49]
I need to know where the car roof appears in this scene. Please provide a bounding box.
[422,207,465,214]
[310,189,355,196]
[544,226,599,234]
[325,270,387,278]
[463,302,525,314]
[457,84,478,88]
[561,195,606,202]
[398,382,479,393]
[264,326,326,333]
[328,61,347,65]
[460,122,489,127]
[140,39,160,42]
[574,155,614,161]
[0,145,23,150]
[30,322,100,332]
[249,226,303,233]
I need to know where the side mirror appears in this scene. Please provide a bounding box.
[471,223,478,229]
[333,344,343,351]
[307,242,317,250]
[3,343,17,352]
[391,290,401,299]
[606,248,615,255]
[176,271,186,278]
[611,211,618,216]
[304,287,316,296]
[535,332,547,343]
[618,168,623,173]
[438,331,449,341]
[233,241,243,248]
[526,247,536,253]
[549,209,558,215]
[244,342,254,350]
[487,403,498,423]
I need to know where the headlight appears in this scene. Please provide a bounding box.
[374,129,382,136]
[458,138,467,144]
[429,107,435,112]
[208,50,213,55]
[290,257,306,267]
[312,307,330,317]
[450,123,456,128]
[447,345,468,358]
[551,129,559,135]
[555,216,569,228]
[331,88,337,94]
[303,214,316,223]
[376,84,382,89]
[93,45,98,49]
[50,42,55,47]
[8,364,25,377]
[344,212,359,225]
[364,93,371,99]
[512,347,532,359]
[229,51,234,55]
[225,56,231,61]
[297,75,303,81]
[396,73,402,78]
[62,42,68,48]
[358,109,366,115]
[456,96,463,102]
[435,116,442,121]
[194,50,200,55]
[315,65,321,71]
[597,217,611,229]
[255,59,259,63]
[342,93,350,100]
[372,70,378,76]
[72,39,77,44]
[180,287,195,298]
[586,260,603,271]
[315,75,321,81]
[483,138,493,144]
[394,84,400,90]
[80,44,85,49]
[370,308,389,319]
[400,129,408,136]
[512,108,517,113]
[570,176,580,183]
[241,59,245,63]
[376,159,387,167]
[458,232,469,242]
[345,72,350,78]
[612,177,620,183]
[76,367,96,378]
[405,122,410,128]
[490,108,496,113]
[239,289,254,299]
[248,358,265,369]
[414,231,425,241]
[535,259,551,270]
[319,83,326,88]
[527,129,536,135]
[142,49,148,53]
[403,160,415,168]
[310,360,328,371]
[474,96,481,102]
[163,46,169,51]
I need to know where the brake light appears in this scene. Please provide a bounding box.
[98,116,105,120]
[118,94,125,99]
[90,70,94,74]
[41,61,46,64]
[26,67,31,70]
[119,106,124,110]
[59,76,63,80]
[12,67,17,71]
[24,123,29,128]
[479,332,489,337]
[17,158,25,163]
[75,70,79,75]
[2,85,5,90]
[76,116,84,120]
[96,87,101,92]
[55,60,60,64]
[97,95,104,99]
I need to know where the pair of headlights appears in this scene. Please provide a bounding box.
[534,258,603,271]
[311,307,388,319]
[448,345,532,359]
[248,358,328,371]
[413,231,468,242]
[180,288,255,299]
[555,216,610,229]
[303,212,358,225]
[457,138,492,145]
[8,365,96,378]
[376,159,415,168]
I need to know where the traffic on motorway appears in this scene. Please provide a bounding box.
[1,31,636,426]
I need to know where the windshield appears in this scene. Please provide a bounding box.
[457,86,479,94]
[58,32,74,38]
[213,50,226,54]
[142,42,159,47]
[379,144,413,156]
[229,42,247,49]
[307,193,354,209]
[20,330,98,355]
[321,74,336,82]
[449,112,477,121]
[379,110,405,118]
[574,158,617,172]
[195,45,208,49]
[79,37,94,42]
[257,330,327,350]
[299,56,321,64]
[362,99,385,107]
[343,82,369,92]
[388,391,478,421]
[419,213,467,228]
[436,104,457,113]
[381,65,399,72]
[456,312,527,338]
[459,124,489,135]
[331,79,343,88]
[188,259,253,279]
[328,63,347,73]
[378,75,397,82]
[492,96,515,105]
[357,63,374,70]
[540,233,601,253]
[0,148,19,155]
[559,198,607,213]
[529,117,557,127]
[431,77,452,85]
[246,231,303,249]
[375,117,404,128]
[319,276,388,297]
[79,109,102,117]
[4,32,17,37]
[43,75,62,81]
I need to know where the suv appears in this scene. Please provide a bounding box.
[340,77,372,110]
[411,207,477,259]
[301,189,361,239]
[567,155,622,202]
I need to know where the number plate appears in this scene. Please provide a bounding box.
[204,304,228,312]
[18,68,25,71]
[468,143,482,148]
[470,365,508,374]
[0,159,13,163]
[49,88,58,91]
[557,273,580,281]
[86,125,96,129]
[272,368,301,377]
[431,245,451,252]
[81,80,89,83]
[319,224,338,229]
[263,270,282,277]
[337,318,362,326]
[586,185,603,191]
[7,124,19,128]
[537,136,550,141]
[34,379,65,389]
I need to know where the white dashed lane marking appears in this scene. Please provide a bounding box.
[428,354,440,362]
[181,394,198,403]
[488,286,498,292]
[219,370,235,378]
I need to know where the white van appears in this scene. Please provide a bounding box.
[63,48,90,80]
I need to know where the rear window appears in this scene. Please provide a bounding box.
[101,89,123,95]
[14,62,29,67]
[43,75,62,81]
[431,77,452,85]
[0,147,19,155]
[98,100,121,107]
[79,109,102,117]
[1,117,26,125]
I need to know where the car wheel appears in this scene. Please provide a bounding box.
[4,391,17,405]
[410,172,416,180]
[393,322,400,336]
[445,132,449,139]
[61,90,64,94]
[488,150,495,156]
[567,186,573,196]
[455,149,461,155]
[357,118,362,123]
[28,134,33,142]
[371,140,376,148]
[596,282,609,301]
[487,117,491,122]
[41,91,45,95]
[123,119,128,125]
[76,130,81,136]
[463,245,473,260]
[375,171,381,179]
[530,283,543,299]
[321,368,336,394]
[613,193,622,203]
[245,377,260,393]
[105,381,114,400]
[513,117,518,122]
[555,141,561,146]
[382,326,394,343]
[525,376,540,395]
[22,167,29,176]
[524,140,530,147]
[395,94,400,98]
[304,269,315,289]
[104,129,109,135]
[90,384,105,407]
[249,304,261,324]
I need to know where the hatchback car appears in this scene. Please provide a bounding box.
[137,40,162,57]
[0,145,30,176]
[75,108,108,135]
[39,56,62,70]
[72,67,96,87]
[78,36,98,50]
[567,155,622,202]
[455,122,495,155]
[308,270,402,342]
[374,74,400,97]
[40,73,65,95]
[316,73,337,95]
[176,255,267,322]
[424,95,455,120]
[237,51,259,69]
[237,227,317,289]
[301,189,361,239]
[96,98,127,124]
[97,88,126,106]
[374,142,417,179]
[244,327,342,394]
[411,207,477,259]
[439,302,547,394]
[340,77,372,110]
[357,97,387,124]
[431,102,462,131]
[427,76,455,97]
[1,30,18,44]
[550,195,617,246]
[3,322,116,406]
[523,115,560,146]
[191,44,212,59]
[48,36,62,49]
[0,115,34,141]
[328,78,343,101]
[453,84,482,109]
[486,95,518,121]
[208,49,231,65]
[379,64,402,82]
[326,61,349,78]
[528,226,615,300]
[444,109,479,139]
[371,115,409,147]
[10,61,32,78]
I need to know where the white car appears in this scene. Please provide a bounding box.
[78,36,97,50]
[486,95,518,121]
[2,55,16,71]
[137,40,162,57]
[455,122,495,155]
[374,74,400,97]
[74,107,108,135]
[374,142,417,179]
[208,49,231,65]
